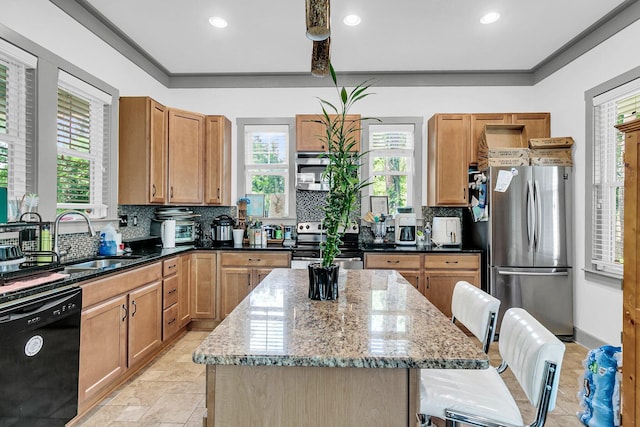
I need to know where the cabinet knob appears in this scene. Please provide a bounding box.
[168,288,177,294]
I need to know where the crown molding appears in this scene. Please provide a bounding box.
[50,0,640,88]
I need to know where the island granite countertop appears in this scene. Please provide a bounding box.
[193,268,489,370]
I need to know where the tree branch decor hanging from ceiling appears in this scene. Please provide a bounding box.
[306,0,331,77]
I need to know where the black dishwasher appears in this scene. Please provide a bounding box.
[0,286,82,427]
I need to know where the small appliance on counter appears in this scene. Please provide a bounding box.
[432,217,462,247]
[395,213,417,245]
[150,207,197,244]
[211,215,235,247]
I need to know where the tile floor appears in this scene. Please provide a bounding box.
[75,331,590,427]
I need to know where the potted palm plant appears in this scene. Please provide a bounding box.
[308,65,375,300]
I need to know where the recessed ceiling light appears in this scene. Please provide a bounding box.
[209,16,228,28]
[480,12,500,24]
[343,14,361,26]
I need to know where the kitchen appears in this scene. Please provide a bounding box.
[0,0,637,426]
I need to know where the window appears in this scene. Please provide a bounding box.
[238,119,294,218]
[57,72,111,218]
[363,119,422,215]
[591,81,640,276]
[0,42,35,207]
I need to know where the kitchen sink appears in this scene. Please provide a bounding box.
[62,256,141,273]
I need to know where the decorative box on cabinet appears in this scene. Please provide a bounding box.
[219,251,291,319]
[296,114,361,152]
[77,263,163,411]
[427,114,470,206]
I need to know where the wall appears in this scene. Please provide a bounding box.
[0,0,634,346]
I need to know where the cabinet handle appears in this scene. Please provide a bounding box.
[387,260,400,264]
[170,187,174,199]
[131,300,137,317]
[121,304,128,322]
[426,277,430,289]
[248,258,261,262]
[168,264,176,270]
[445,261,459,264]
[152,184,156,197]
[217,188,220,198]
[168,288,177,294]
[167,318,176,325]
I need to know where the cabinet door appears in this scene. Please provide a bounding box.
[469,113,511,165]
[220,267,252,319]
[191,252,216,320]
[149,99,168,203]
[179,253,192,327]
[296,114,361,152]
[162,274,179,309]
[427,114,470,206]
[204,116,232,205]
[168,109,205,204]
[78,294,128,406]
[511,113,550,139]
[255,268,277,287]
[397,270,422,293]
[424,272,480,318]
[128,281,162,367]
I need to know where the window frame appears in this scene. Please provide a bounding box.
[0,26,119,232]
[361,117,423,216]
[585,65,640,287]
[236,118,296,220]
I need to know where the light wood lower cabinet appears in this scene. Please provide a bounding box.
[364,252,481,316]
[364,254,423,293]
[78,263,163,412]
[179,253,192,327]
[424,254,481,317]
[219,251,291,319]
[191,251,217,320]
[161,257,180,341]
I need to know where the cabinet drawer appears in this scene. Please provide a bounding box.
[424,254,479,270]
[163,275,179,309]
[220,252,290,268]
[163,257,179,276]
[365,254,422,270]
[162,304,179,341]
[81,262,162,308]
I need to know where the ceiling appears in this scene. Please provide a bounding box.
[53,0,637,86]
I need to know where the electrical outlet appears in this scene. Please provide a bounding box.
[133,215,138,226]
[119,214,128,227]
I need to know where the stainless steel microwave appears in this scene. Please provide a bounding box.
[150,219,196,244]
[296,153,329,191]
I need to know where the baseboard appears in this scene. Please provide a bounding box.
[574,327,610,349]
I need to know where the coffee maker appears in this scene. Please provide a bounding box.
[395,213,417,245]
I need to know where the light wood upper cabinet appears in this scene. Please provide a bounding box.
[469,113,511,166]
[204,115,232,205]
[296,114,361,152]
[119,97,168,204]
[511,112,550,140]
[427,114,470,206]
[167,108,205,204]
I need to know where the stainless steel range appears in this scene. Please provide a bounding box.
[291,221,363,269]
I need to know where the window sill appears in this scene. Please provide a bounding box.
[583,268,622,289]
[56,217,118,235]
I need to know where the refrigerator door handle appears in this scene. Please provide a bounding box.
[498,270,569,276]
[534,180,542,251]
[526,179,535,252]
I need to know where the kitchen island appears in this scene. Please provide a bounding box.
[193,268,488,426]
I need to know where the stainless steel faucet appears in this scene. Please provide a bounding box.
[53,210,97,260]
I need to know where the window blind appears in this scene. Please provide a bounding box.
[57,76,110,218]
[591,86,640,275]
[0,49,32,203]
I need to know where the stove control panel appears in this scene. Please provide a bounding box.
[296,222,359,234]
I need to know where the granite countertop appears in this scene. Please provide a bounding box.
[361,244,482,254]
[192,268,489,370]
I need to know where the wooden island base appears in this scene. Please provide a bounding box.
[205,365,419,427]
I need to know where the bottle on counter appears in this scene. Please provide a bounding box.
[424,222,432,246]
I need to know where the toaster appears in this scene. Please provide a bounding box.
[431,217,462,247]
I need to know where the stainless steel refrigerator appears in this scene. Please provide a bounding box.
[471,166,573,338]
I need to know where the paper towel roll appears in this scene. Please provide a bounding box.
[161,219,176,248]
